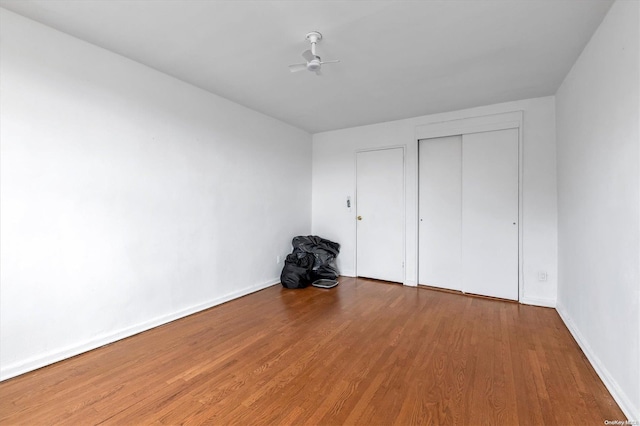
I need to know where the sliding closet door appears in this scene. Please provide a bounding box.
[461,129,519,300]
[418,128,519,300]
[418,136,462,290]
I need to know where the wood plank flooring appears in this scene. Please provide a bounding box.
[0,277,625,425]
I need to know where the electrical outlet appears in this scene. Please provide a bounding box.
[276,255,281,264]
[538,271,548,281]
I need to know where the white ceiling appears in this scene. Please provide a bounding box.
[0,0,613,133]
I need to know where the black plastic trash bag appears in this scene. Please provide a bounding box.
[280,252,315,289]
[280,235,340,289]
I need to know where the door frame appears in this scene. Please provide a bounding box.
[414,111,524,300]
[354,145,406,284]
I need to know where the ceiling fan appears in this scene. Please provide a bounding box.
[288,31,340,75]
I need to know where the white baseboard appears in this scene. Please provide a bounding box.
[0,279,280,382]
[404,279,418,287]
[556,302,639,421]
[519,296,556,308]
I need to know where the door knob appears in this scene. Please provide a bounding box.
[357,216,362,220]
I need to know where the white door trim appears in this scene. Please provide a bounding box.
[354,145,406,284]
[414,111,524,301]
[415,111,523,140]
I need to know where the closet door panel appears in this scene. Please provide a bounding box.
[418,136,462,290]
[461,129,519,300]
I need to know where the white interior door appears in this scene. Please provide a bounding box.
[462,129,519,300]
[418,136,462,290]
[356,148,404,283]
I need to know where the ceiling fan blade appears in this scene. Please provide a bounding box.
[320,60,340,65]
[315,69,322,76]
[288,63,307,72]
[302,49,315,62]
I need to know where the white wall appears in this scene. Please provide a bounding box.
[555,0,639,419]
[0,9,311,380]
[312,96,558,306]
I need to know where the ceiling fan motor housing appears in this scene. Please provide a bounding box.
[307,58,321,71]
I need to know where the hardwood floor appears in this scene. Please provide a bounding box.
[0,277,625,425]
